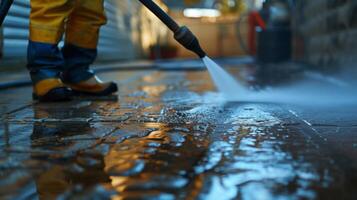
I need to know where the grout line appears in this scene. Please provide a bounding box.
[2,103,33,120]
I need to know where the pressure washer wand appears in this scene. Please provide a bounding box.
[0,0,13,26]
[138,0,206,58]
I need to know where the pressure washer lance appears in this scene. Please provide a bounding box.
[138,0,207,58]
[0,0,13,26]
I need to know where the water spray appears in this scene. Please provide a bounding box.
[0,0,244,100]
[139,0,246,100]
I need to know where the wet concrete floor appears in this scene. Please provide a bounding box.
[0,65,357,199]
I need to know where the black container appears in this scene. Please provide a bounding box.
[257,27,292,63]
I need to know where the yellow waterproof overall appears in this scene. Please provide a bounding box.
[30,0,107,49]
[28,0,107,89]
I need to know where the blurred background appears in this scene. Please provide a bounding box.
[0,0,356,76]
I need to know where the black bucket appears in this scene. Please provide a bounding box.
[257,27,292,63]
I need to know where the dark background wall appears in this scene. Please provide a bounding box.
[292,0,357,72]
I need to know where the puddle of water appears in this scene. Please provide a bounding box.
[196,122,332,200]
[103,123,209,199]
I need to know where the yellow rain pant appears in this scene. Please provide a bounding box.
[29,0,107,49]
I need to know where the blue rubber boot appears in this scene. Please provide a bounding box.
[27,41,72,102]
[61,44,118,96]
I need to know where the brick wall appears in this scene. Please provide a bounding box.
[293,0,357,71]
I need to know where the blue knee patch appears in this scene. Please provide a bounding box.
[62,44,97,83]
[27,41,64,83]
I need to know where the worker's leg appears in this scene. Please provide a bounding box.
[27,0,74,101]
[62,0,117,96]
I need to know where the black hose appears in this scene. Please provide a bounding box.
[0,0,13,26]
[138,0,180,33]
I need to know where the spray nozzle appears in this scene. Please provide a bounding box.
[174,26,206,58]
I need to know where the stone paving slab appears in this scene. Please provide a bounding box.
[288,106,357,127]
[0,68,356,200]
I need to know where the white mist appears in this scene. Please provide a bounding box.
[202,56,249,100]
[202,56,357,106]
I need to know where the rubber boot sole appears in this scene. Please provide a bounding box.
[71,82,118,97]
[33,87,73,102]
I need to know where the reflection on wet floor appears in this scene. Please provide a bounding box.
[0,68,356,199]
